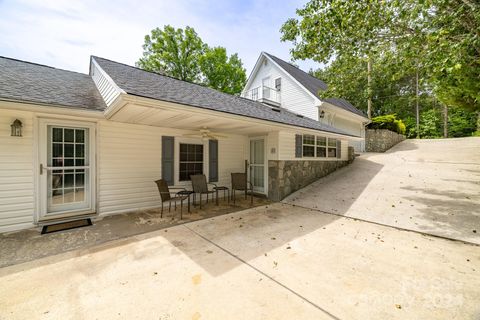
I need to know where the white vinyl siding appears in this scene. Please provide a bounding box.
[331,116,364,152]
[0,109,35,232]
[243,56,318,120]
[90,60,123,107]
[96,121,247,216]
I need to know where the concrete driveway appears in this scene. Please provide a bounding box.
[284,137,480,244]
[0,204,479,320]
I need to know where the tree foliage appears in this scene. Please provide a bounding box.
[137,25,246,94]
[199,47,246,95]
[281,0,480,111]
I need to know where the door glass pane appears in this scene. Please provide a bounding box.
[64,129,74,142]
[75,129,85,143]
[250,139,265,190]
[47,125,90,213]
[53,128,63,142]
[253,166,264,188]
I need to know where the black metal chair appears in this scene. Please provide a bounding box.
[231,173,253,205]
[154,179,189,219]
[190,174,227,208]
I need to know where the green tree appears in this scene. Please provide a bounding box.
[199,47,246,95]
[138,25,205,82]
[281,0,479,111]
[137,25,247,94]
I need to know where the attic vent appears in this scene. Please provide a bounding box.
[271,107,281,112]
[296,114,304,118]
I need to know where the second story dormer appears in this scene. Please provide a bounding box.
[242,52,327,120]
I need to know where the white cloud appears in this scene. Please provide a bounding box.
[0,0,321,74]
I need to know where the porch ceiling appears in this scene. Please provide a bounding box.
[109,101,278,136]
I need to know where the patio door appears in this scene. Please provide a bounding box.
[38,119,96,221]
[250,137,266,194]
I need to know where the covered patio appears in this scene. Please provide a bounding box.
[0,196,270,268]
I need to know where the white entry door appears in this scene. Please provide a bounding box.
[250,138,266,194]
[38,119,96,221]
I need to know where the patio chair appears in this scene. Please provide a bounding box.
[190,174,226,209]
[231,173,253,205]
[154,179,189,219]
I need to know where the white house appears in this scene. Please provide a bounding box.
[0,55,362,233]
[242,52,370,152]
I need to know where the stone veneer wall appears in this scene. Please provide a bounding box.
[268,147,355,201]
[365,129,405,152]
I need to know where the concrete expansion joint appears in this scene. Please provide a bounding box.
[283,203,480,247]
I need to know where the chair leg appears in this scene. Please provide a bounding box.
[169,201,171,212]
[216,189,219,205]
[161,202,163,218]
[250,190,253,206]
[227,190,230,203]
[206,192,209,203]
[233,189,236,205]
[180,199,183,220]
[199,194,202,209]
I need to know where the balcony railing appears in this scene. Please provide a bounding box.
[242,85,281,106]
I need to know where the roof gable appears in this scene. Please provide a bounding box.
[261,52,367,119]
[263,52,328,97]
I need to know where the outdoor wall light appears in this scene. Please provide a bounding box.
[10,119,22,137]
[319,110,325,119]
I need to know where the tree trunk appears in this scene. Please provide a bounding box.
[415,69,420,138]
[443,104,448,138]
[367,58,372,119]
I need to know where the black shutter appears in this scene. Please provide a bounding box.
[209,140,218,182]
[295,134,303,158]
[336,140,342,159]
[162,136,174,185]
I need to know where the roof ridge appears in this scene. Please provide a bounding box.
[91,55,217,91]
[263,52,324,83]
[0,55,89,77]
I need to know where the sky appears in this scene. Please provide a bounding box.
[0,0,320,76]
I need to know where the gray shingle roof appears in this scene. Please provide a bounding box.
[263,52,367,118]
[92,56,356,137]
[264,52,328,94]
[0,56,106,111]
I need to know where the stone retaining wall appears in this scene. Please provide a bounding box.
[366,129,405,152]
[268,147,355,201]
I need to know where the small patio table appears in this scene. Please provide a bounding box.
[176,190,194,213]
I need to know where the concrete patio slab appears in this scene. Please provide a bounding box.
[0,203,479,319]
[283,137,480,244]
[0,196,269,268]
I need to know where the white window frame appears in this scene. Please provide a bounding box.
[302,134,316,157]
[327,137,338,158]
[174,137,207,186]
[275,77,281,91]
[301,134,338,159]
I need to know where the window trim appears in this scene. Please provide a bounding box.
[301,134,339,159]
[174,138,207,186]
[275,77,281,91]
[178,142,204,182]
[302,134,315,157]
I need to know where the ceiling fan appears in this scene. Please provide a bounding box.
[183,127,228,140]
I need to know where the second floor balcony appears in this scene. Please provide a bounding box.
[242,85,281,106]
